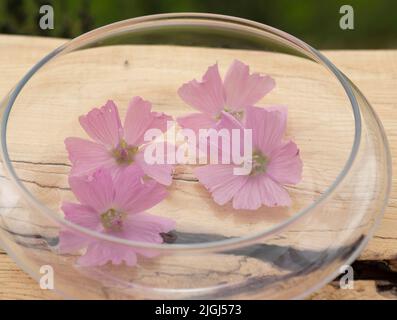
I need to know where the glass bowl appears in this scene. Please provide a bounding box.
[0,13,391,299]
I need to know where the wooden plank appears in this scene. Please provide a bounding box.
[1,251,396,300]
[0,35,396,299]
[0,251,58,300]
[310,280,396,300]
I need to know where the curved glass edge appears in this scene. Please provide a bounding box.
[0,13,378,253]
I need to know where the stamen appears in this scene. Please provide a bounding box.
[250,150,269,176]
[112,139,138,165]
[100,209,125,231]
[223,108,244,121]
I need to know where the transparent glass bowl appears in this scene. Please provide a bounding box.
[0,13,391,299]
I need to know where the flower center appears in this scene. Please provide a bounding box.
[112,139,138,165]
[224,108,244,121]
[215,108,244,121]
[250,150,269,176]
[100,209,125,231]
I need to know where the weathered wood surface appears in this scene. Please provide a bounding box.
[0,35,396,299]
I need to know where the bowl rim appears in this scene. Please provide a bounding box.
[1,12,363,252]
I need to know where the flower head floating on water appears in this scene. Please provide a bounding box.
[59,167,175,267]
[177,60,275,132]
[195,107,302,210]
[65,97,173,185]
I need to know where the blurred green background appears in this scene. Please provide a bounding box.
[0,0,396,49]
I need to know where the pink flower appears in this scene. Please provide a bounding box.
[177,60,275,132]
[59,167,175,266]
[195,107,302,210]
[65,97,173,185]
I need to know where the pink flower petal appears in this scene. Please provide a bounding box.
[140,162,174,186]
[266,105,288,121]
[267,140,302,185]
[59,202,101,254]
[213,111,247,161]
[245,106,286,155]
[69,169,114,213]
[113,165,168,214]
[79,100,122,147]
[259,175,292,207]
[195,111,250,165]
[61,202,101,229]
[178,64,225,116]
[111,162,145,183]
[59,230,91,254]
[194,164,248,205]
[120,212,175,258]
[224,60,275,111]
[231,176,263,210]
[258,105,288,130]
[215,111,244,132]
[177,113,217,134]
[122,212,175,243]
[233,175,291,209]
[76,212,174,266]
[65,137,114,176]
[193,111,242,165]
[77,241,138,267]
[134,146,173,186]
[123,96,172,147]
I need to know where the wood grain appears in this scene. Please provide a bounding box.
[0,35,396,299]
